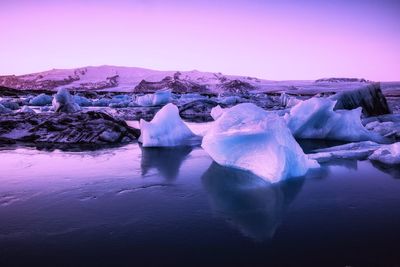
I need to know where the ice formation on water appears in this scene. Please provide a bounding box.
[73,95,92,107]
[0,103,12,114]
[285,97,385,143]
[369,143,400,165]
[308,141,381,162]
[20,105,35,113]
[202,103,318,183]
[52,88,82,113]
[139,103,200,147]
[29,93,53,106]
[136,89,171,107]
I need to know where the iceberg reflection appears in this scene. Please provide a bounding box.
[202,162,304,241]
[140,145,193,181]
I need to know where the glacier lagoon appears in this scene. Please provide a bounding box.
[0,142,400,266]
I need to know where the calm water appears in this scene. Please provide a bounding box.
[0,143,400,266]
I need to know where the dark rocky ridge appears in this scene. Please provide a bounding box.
[0,111,140,145]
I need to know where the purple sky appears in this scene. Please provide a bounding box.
[0,0,399,80]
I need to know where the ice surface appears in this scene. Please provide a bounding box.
[139,103,200,147]
[20,105,35,113]
[52,88,82,113]
[29,94,53,106]
[202,103,318,182]
[136,89,171,107]
[210,105,224,120]
[369,143,400,165]
[0,103,12,114]
[73,95,92,107]
[308,141,381,162]
[285,97,386,143]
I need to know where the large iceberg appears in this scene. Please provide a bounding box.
[52,88,82,113]
[202,103,318,183]
[284,97,386,143]
[139,103,200,147]
[369,143,400,165]
[136,89,171,107]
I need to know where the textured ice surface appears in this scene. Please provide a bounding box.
[309,141,381,162]
[369,143,400,165]
[139,103,199,147]
[19,105,35,113]
[202,103,318,182]
[73,95,92,107]
[136,89,171,107]
[52,88,81,113]
[29,94,53,106]
[285,97,385,142]
[0,104,12,114]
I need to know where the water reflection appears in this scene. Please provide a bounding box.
[370,161,400,179]
[202,162,304,241]
[140,146,193,181]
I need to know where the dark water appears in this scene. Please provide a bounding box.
[0,144,400,266]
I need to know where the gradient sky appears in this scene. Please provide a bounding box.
[0,0,399,80]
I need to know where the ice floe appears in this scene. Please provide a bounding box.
[139,103,200,147]
[285,97,386,143]
[29,93,53,106]
[202,103,318,182]
[369,143,400,165]
[52,88,82,113]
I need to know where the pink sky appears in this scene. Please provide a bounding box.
[0,0,399,80]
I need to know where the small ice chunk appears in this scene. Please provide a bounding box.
[139,103,199,147]
[20,105,35,113]
[0,104,12,114]
[136,89,171,107]
[52,88,82,113]
[369,143,400,165]
[202,103,318,183]
[73,95,92,107]
[285,97,385,143]
[29,94,53,106]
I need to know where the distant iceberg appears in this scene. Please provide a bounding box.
[52,88,81,113]
[285,97,386,143]
[139,103,200,147]
[202,103,318,183]
[136,89,171,107]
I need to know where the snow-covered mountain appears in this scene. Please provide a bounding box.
[0,65,265,93]
[1,65,395,95]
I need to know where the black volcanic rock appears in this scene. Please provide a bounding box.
[331,83,391,116]
[315,77,369,83]
[0,111,140,145]
[178,99,222,122]
[134,76,208,93]
[217,80,255,95]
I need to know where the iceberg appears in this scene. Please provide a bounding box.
[0,104,12,114]
[369,143,400,165]
[202,103,318,183]
[139,103,200,147]
[52,88,82,113]
[136,89,171,107]
[73,95,92,107]
[285,97,386,143]
[29,93,53,106]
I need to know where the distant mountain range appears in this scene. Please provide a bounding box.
[1,65,397,95]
